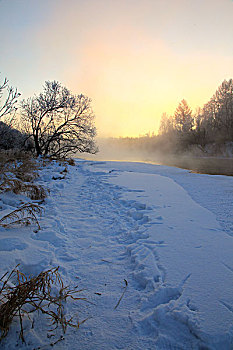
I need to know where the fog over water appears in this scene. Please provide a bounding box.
[80,138,233,176]
[82,138,159,162]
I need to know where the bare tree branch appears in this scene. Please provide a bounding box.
[0,75,21,120]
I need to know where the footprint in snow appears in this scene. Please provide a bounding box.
[31,230,65,247]
[0,238,28,251]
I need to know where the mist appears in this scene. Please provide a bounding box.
[80,137,233,176]
[82,137,163,163]
[78,78,233,177]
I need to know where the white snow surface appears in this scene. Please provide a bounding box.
[1,159,233,349]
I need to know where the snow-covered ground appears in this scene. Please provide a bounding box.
[1,159,233,349]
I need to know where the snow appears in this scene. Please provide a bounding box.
[1,159,233,349]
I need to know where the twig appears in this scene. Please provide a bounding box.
[101,259,123,266]
[114,279,128,310]
[101,259,113,264]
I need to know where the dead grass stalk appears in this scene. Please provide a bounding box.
[0,178,47,200]
[0,266,85,342]
[0,203,43,229]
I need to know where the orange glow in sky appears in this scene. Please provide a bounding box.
[0,0,233,137]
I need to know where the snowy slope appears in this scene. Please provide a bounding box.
[0,159,233,349]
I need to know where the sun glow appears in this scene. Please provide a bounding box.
[0,0,232,138]
[67,29,232,137]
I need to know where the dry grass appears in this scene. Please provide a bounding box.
[0,178,47,200]
[0,266,85,343]
[0,151,47,228]
[0,153,84,345]
[0,150,38,181]
[67,158,75,166]
[0,203,43,230]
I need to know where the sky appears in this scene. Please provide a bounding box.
[0,0,233,137]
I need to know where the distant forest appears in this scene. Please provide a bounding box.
[110,79,233,158]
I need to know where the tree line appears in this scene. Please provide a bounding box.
[159,78,233,152]
[113,79,233,157]
[1,75,232,158]
[0,76,97,158]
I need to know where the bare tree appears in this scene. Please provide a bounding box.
[0,76,20,122]
[158,113,174,135]
[191,108,208,151]
[0,75,25,150]
[21,81,98,158]
[202,79,233,142]
[173,99,193,134]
